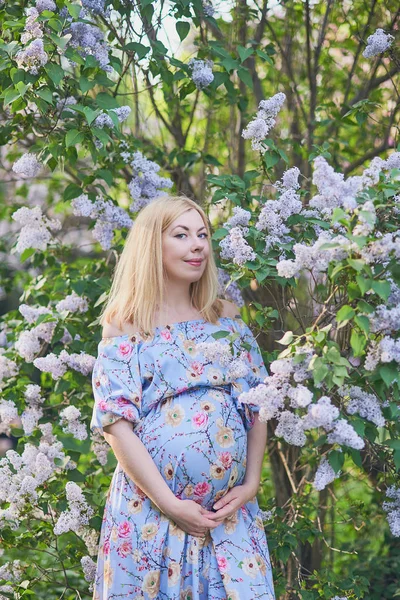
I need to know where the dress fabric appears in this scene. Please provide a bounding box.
[90,315,276,600]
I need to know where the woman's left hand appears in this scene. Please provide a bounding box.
[207,483,258,523]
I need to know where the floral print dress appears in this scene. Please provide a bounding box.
[90,315,276,600]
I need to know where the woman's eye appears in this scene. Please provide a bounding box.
[175,233,208,239]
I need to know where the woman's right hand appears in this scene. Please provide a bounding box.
[164,498,221,537]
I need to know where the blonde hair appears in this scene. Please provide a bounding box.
[99,194,223,337]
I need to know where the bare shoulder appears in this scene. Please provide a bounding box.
[102,318,138,338]
[219,299,241,319]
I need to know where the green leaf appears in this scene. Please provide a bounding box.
[350,330,366,357]
[44,63,64,85]
[379,364,398,387]
[65,129,84,147]
[64,0,81,18]
[336,305,355,322]
[237,45,253,63]
[176,21,190,41]
[371,280,391,301]
[96,92,119,110]
[63,184,83,201]
[237,66,253,89]
[347,258,364,272]
[394,449,400,471]
[355,275,371,295]
[328,450,344,474]
[36,87,53,104]
[354,315,370,334]
[3,87,20,106]
[79,76,95,93]
[95,169,113,187]
[123,42,150,59]
[277,331,293,345]
[221,57,240,73]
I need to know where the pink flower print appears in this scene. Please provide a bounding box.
[98,399,108,411]
[190,361,205,376]
[160,329,173,341]
[116,396,131,408]
[216,555,229,573]
[102,539,110,555]
[192,411,208,429]
[117,342,133,359]
[218,452,233,469]
[122,407,138,421]
[118,521,131,538]
[176,386,189,394]
[117,539,132,558]
[193,481,211,498]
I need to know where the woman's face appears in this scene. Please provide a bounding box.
[162,208,210,283]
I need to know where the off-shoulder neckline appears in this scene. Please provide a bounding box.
[100,315,244,341]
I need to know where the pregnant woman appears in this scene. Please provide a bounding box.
[90,195,276,599]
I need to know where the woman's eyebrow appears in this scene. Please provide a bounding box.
[172,225,207,232]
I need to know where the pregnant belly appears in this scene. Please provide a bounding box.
[136,387,248,509]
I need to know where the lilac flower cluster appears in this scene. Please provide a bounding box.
[21,384,45,436]
[65,20,112,72]
[21,7,43,44]
[71,193,133,249]
[363,28,395,58]
[36,0,56,12]
[188,58,214,89]
[59,406,88,441]
[33,349,96,380]
[202,0,215,17]
[242,92,286,151]
[0,354,18,392]
[81,0,111,17]
[53,481,94,535]
[220,226,257,267]
[94,106,131,129]
[382,485,400,537]
[256,167,302,252]
[12,153,42,178]
[15,38,48,74]
[126,150,174,213]
[217,268,245,308]
[0,425,64,529]
[12,206,61,254]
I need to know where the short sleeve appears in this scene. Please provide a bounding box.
[90,338,143,438]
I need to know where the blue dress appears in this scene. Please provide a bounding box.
[90,315,276,600]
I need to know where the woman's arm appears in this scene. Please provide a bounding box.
[209,413,267,521]
[242,412,268,495]
[102,418,219,536]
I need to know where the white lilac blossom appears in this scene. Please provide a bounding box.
[274,411,307,446]
[71,194,133,250]
[368,304,400,335]
[217,268,245,308]
[0,354,19,390]
[81,555,97,583]
[56,291,88,314]
[91,433,110,465]
[226,353,251,380]
[338,385,385,427]
[94,106,131,129]
[12,206,61,254]
[36,0,56,12]
[202,0,215,17]
[33,353,67,379]
[21,384,45,435]
[309,156,363,217]
[365,337,400,372]
[12,153,42,178]
[21,7,43,44]
[219,226,257,267]
[287,385,313,408]
[56,95,78,115]
[352,200,376,236]
[81,0,111,16]
[256,183,302,252]
[223,207,252,229]
[382,485,400,537]
[19,303,52,324]
[53,481,94,535]
[276,231,352,280]
[59,406,88,441]
[0,400,19,435]
[313,455,341,491]
[15,38,48,75]
[363,28,395,58]
[128,151,174,213]
[196,341,234,368]
[360,232,400,265]
[65,21,111,72]
[326,418,365,449]
[242,92,286,151]
[0,560,23,586]
[33,349,95,380]
[187,58,214,89]
[302,396,340,431]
